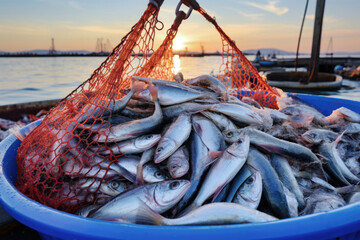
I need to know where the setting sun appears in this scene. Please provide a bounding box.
[172,36,186,51]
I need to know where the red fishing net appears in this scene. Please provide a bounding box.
[15,0,278,213]
[196,7,279,109]
[16,1,164,213]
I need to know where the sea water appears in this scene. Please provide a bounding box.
[0,56,359,106]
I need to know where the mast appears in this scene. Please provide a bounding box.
[308,0,326,83]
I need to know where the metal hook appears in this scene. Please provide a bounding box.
[175,1,193,20]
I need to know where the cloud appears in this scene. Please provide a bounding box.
[244,1,288,16]
[64,25,128,35]
[236,10,264,19]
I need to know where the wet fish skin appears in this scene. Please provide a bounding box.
[224,164,252,203]
[232,169,262,210]
[90,180,191,221]
[269,154,305,210]
[247,148,291,219]
[183,134,250,214]
[163,102,211,121]
[301,129,338,145]
[172,131,211,215]
[183,75,229,101]
[192,114,226,151]
[94,134,161,155]
[301,190,345,215]
[138,202,277,225]
[318,133,359,185]
[223,128,321,164]
[154,113,192,164]
[94,87,163,143]
[201,111,237,132]
[167,146,190,178]
[209,103,263,126]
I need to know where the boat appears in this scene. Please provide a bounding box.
[265,71,343,90]
[266,0,341,91]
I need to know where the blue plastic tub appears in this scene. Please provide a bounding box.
[0,94,360,240]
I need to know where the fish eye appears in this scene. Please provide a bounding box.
[146,135,153,139]
[155,171,164,178]
[156,147,163,153]
[170,181,180,189]
[226,132,233,138]
[237,139,243,144]
[110,180,120,189]
[171,164,178,170]
[246,176,255,184]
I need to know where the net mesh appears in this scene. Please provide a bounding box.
[15,2,278,214]
[198,7,279,109]
[15,2,163,213]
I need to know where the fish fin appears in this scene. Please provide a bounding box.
[148,83,158,102]
[135,199,163,225]
[204,151,221,168]
[177,202,198,217]
[211,184,227,202]
[131,81,146,93]
[334,130,346,146]
[135,164,144,186]
[193,122,203,136]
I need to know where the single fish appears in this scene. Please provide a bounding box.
[136,147,156,185]
[201,111,237,132]
[224,164,252,203]
[318,132,359,185]
[209,103,263,126]
[163,102,211,121]
[301,129,339,145]
[192,114,226,151]
[269,154,305,210]
[94,85,163,143]
[171,131,212,215]
[137,202,277,225]
[247,148,291,219]
[89,180,190,221]
[280,104,325,125]
[232,169,262,210]
[133,83,208,106]
[183,134,250,214]
[183,75,229,101]
[167,146,190,179]
[154,113,192,163]
[301,190,345,215]
[223,128,321,164]
[325,107,360,124]
[93,134,161,155]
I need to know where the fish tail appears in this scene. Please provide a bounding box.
[135,201,164,225]
[131,81,146,93]
[148,84,159,102]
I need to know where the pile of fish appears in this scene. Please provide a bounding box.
[21,74,360,225]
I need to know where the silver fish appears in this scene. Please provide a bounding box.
[301,190,345,215]
[201,111,237,132]
[183,134,250,214]
[154,113,192,164]
[209,103,263,126]
[224,127,321,164]
[301,129,338,145]
[167,146,190,179]
[269,154,305,210]
[138,202,277,225]
[90,180,190,221]
[192,114,226,151]
[94,86,163,143]
[183,75,229,101]
[94,134,161,155]
[232,169,262,210]
[325,107,360,124]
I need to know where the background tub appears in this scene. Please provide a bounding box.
[0,94,360,240]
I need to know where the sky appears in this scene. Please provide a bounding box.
[0,0,359,53]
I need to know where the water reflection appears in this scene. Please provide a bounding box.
[172,55,181,74]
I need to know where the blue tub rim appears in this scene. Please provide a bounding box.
[0,93,360,240]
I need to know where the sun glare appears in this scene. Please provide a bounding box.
[172,54,181,74]
[173,36,186,51]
